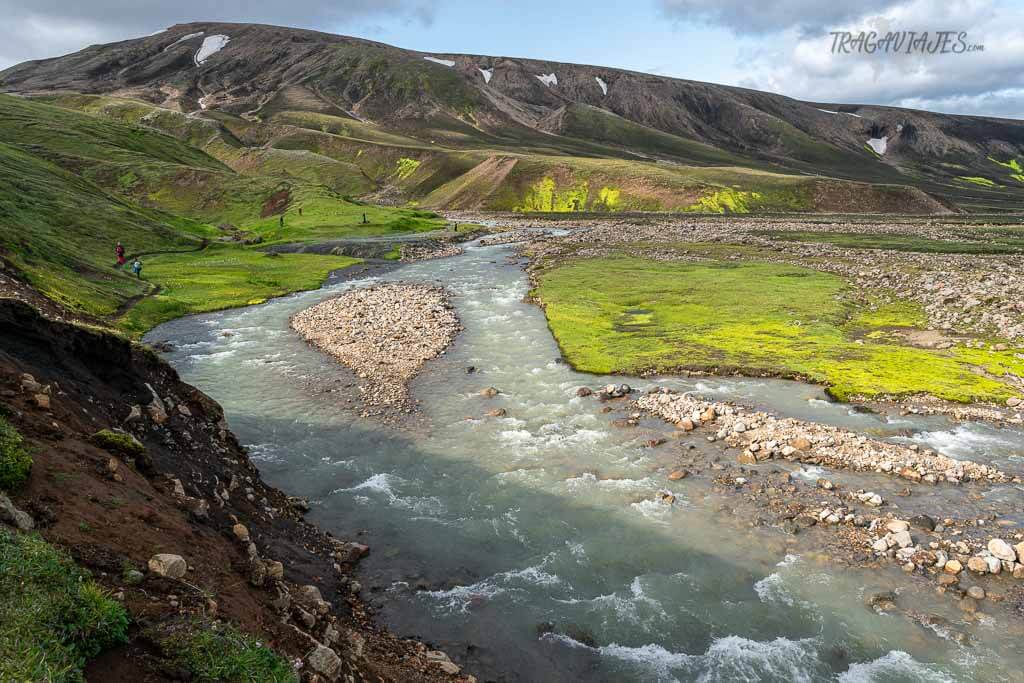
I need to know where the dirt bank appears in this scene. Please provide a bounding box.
[0,298,473,682]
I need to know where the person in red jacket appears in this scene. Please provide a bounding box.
[115,242,126,267]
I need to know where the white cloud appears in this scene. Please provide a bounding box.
[717,0,1023,118]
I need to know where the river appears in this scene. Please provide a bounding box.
[148,235,1024,682]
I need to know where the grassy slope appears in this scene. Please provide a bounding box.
[0,94,445,335]
[0,529,129,681]
[535,256,1021,403]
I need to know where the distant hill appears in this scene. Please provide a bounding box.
[3,21,1024,212]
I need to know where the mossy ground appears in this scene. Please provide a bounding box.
[535,256,1020,403]
[118,248,359,337]
[0,530,129,682]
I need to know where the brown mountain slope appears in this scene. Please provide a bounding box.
[3,21,1023,212]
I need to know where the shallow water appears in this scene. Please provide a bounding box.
[149,237,1024,682]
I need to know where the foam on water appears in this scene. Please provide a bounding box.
[838,650,954,682]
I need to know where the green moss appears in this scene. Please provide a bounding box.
[515,176,589,212]
[90,430,146,459]
[683,188,761,213]
[957,176,998,187]
[0,529,129,682]
[596,186,621,211]
[988,157,1024,183]
[535,257,1018,403]
[118,247,360,337]
[154,620,297,683]
[0,417,32,491]
[395,157,421,180]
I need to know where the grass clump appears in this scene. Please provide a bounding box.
[535,256,1018,403]
[0,416,32,490]
[155,620,297,683]
[90,429,146,459]
[0,529,129,682]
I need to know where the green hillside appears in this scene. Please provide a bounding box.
[0,94,445,332]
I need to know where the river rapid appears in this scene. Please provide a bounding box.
[148,235,1024,682]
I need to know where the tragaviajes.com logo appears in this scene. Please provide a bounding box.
[830,31,984,55]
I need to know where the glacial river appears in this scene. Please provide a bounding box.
[148,235,1024,682]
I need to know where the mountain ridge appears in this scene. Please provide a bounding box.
[3,21,1024,213]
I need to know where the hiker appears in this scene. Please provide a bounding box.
[298,207,303,216]
[280,215,285,227]
[131,259,142,279]
[115,241,126,266]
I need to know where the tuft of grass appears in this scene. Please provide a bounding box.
[0,416,32,491]
[90,430,146,459]
[0,529,129,682]
[154,620,297,683]
[535,256,1018,403]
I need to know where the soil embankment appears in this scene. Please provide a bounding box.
[0,298,471,682]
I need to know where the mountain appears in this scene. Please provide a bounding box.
[3,21,1024,213]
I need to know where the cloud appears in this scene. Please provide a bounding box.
[0,0,439,69]
[658,0,906,35]
[728,0,1024,118]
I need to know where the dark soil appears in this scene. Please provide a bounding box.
[0,298,470,682]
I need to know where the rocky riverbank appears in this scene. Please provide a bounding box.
[290,284,461,409]
[516,216,1024,423]
[628,386,1024,599]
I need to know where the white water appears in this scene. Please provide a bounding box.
[150,236,1024,681]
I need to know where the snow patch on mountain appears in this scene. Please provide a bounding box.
[479,68,493,83]
[536,73,558,87]
[194,35,230,66]
[867,137,888,154]
[164,32,203,51]
[595,76,608,95]
[424,56,455,67]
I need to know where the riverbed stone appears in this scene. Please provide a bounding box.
[967,556,989,574]
[988,538,1017,562]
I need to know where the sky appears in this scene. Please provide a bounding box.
[1,0,1021,119]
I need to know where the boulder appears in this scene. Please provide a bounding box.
[944,560,963,574]
[307,644,342,680]
[148,553,187,579]
[576,387,593,397]
[790,437,812,451]
[967,556,989,574]
[0,493,34,531]
[232,523,250,543]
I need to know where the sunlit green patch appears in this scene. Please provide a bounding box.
[988,156,1024,183]
[956,176,998,187]
[535,257,1018,403]
[683,188,761,213]
[118,247,359,337]
[515,176,590,212]
[395,157,421,180]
